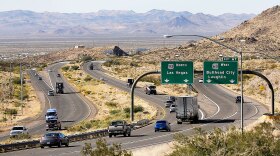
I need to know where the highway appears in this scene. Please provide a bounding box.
[2,61,267,156]
[0,62,95,141]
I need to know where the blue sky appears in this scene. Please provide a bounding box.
[0,0,279,15]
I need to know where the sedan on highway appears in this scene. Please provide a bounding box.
[48,90,55,96]
[40,132,69,148]
[165,100,173,108]
[154,120,171,132]
[10,126,28,137]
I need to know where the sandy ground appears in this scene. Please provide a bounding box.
[131,142,174,156]
[61,64,157,130]
[0,72,41,132]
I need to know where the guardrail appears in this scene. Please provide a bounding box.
[0,120,151,153]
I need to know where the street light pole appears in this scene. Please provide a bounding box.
[164,34,245,133]
[240,39,245,134]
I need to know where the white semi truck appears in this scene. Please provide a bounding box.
[176,96,199,124]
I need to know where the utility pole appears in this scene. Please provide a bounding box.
[9,62,12,99]
[20,63,23,115]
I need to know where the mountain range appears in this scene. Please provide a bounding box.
[0,10,255,37]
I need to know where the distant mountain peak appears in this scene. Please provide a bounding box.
[167,15,197,27]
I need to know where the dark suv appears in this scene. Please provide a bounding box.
[145,85,157,95]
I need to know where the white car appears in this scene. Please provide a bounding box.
[48,90,55,96]
[165,100,173,108]
[10,126,28,137]
[199,79,203,83]
[170,104,176,113]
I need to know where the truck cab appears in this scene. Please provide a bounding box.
[145,85,157,95]
[45,108,58,121]
[56,82,64,94]
[108,120,131,138]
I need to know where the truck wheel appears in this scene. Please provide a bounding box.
[109,134,112,138]
[58,141,62,148]
[177,121,182,124]
[128,132,131,137]
[123,133,127,137]
[154,91,157,95]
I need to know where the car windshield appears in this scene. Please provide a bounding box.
[171,105,176,107]
[45,133,59,137]
[156,121,166,124]
[48,90,54,93]
[12,127,24,130]
[46,112,56,116]
[111,121,123,126]
[149,86,156,89]
[166,100,173,103]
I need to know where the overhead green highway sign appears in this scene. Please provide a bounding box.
[203,61,238,84]
[223,57,238,62]
[161,61,193,84]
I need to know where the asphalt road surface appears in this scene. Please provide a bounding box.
[2,61,267,156]
[0,62,95,141]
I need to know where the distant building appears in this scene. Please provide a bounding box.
[74,45,85,49]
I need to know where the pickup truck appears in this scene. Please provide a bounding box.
[46,119,62,131]
[108,120,131,137]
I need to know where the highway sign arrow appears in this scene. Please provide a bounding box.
[184,79,189,83]
[207,79,212,83]
[230,79,235,83]
[165,79,169,83]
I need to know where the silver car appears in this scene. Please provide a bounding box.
[10,126,28,137]
[169,104,176,113]
[165,100,173,108]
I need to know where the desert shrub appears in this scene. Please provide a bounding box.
[71,65,80,70]
[14,89,29,100]
[81,138,132,156]
[110,109,121,115]
[103,60,121,67]
[13,77,25,85]
[84,75,92,82]
[123,106,144,114]
[123,107,130,114]
[14,102,21,107]
[0,117,7,122]
[10,133,31,140]
[140,76,160,85]
[5,108,17,115]
[62,66,70,71]
[168,122,279,156]
[105,101,118,107]
[81,56,93,62]
[134,105,144,113]
[130,62,140,67]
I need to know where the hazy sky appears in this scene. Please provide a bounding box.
[0,0,279,15]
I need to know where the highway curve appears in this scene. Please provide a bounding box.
[0,62,95,141]
[2,61,267,156]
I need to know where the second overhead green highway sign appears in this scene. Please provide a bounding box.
[161,61,193,84]
[203,61,238,84]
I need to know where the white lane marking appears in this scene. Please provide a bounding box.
[246,101,259,119]
[43,79,52,89]
[199,109,205,120]
[47,70,54,90]
[202,94,220,119]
